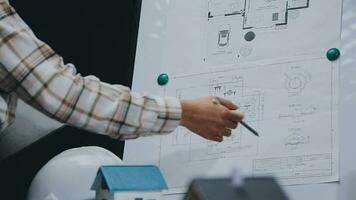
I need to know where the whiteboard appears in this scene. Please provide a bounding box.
[129,0,356,199]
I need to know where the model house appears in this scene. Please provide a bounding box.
[91,165,168,200]
[185,177,289,200]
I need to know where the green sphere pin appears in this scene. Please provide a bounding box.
[326,48,341,61]
[157,73,169,86]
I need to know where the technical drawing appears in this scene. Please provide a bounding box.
[288,0,310,10]
[209,75,264,123]
[188,124,260,162]
[284,132,310,150]
[218,25,231,48]
[253,154,332,179]
[189,129,246,161]
[205,15,243,66]
[209,75,244,97]
[143,58,338,190]
[242,0,310,29]
[240,94,264,122]
[204,0,311,66]
[284,72,312,96]
[166,75,262,162]
[207,0,310,30]
[208,0,246,19]
[243,0,288,29]
[125,0,341,191]
[288,9,301,20]
[279,104,317,119]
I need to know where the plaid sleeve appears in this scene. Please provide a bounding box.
[0,92,17,131]
[0,1,182,139]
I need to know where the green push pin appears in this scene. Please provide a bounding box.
[157,73,169,86]
[326,48,341,61]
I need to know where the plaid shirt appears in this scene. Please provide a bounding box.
[0,1,181,140]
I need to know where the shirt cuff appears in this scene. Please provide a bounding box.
[118,94,182,140]
[149,96,182,135]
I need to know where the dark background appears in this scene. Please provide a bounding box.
[0,0,141,199]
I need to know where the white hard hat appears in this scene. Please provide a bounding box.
[27,146,123,200]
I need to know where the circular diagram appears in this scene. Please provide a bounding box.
[285,73,310,95]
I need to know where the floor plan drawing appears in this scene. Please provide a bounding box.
[243,0,288,30]
[207,0,310,29]
[208,0,245,19]
[206,15,243,65]
[288,0,309,9]
[204,0,311,66]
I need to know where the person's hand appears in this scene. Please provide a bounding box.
[180,96,244,142]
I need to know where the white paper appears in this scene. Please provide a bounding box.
[125,0,341,194]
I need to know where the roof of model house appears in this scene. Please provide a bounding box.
[91,165,168,192]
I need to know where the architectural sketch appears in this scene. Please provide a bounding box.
[218,25,231,48]
[240,94,264,122]
[205,15,242,65]
[243,0,288,29]
[284,131,310,150]
[279,104,317,120]
[284,72,312,96]
[288,0,310,9]
[169,75,262,162]
[209,75,244,97]
[125,0,341,193]
[126,57,338,192]
[253,154,332,180]
[207,0,310,29]
[204,0,311,66]
[208,0,246,19]
[156,58,336,190]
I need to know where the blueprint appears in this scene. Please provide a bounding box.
[124,0,341,194]
[160,0,339,74]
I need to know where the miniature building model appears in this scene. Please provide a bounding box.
[91,165,168,200]
[185,177,289,200]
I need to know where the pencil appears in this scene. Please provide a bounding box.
[240,121,259,137]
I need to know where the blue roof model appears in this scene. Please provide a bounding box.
[91,165,168,192]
